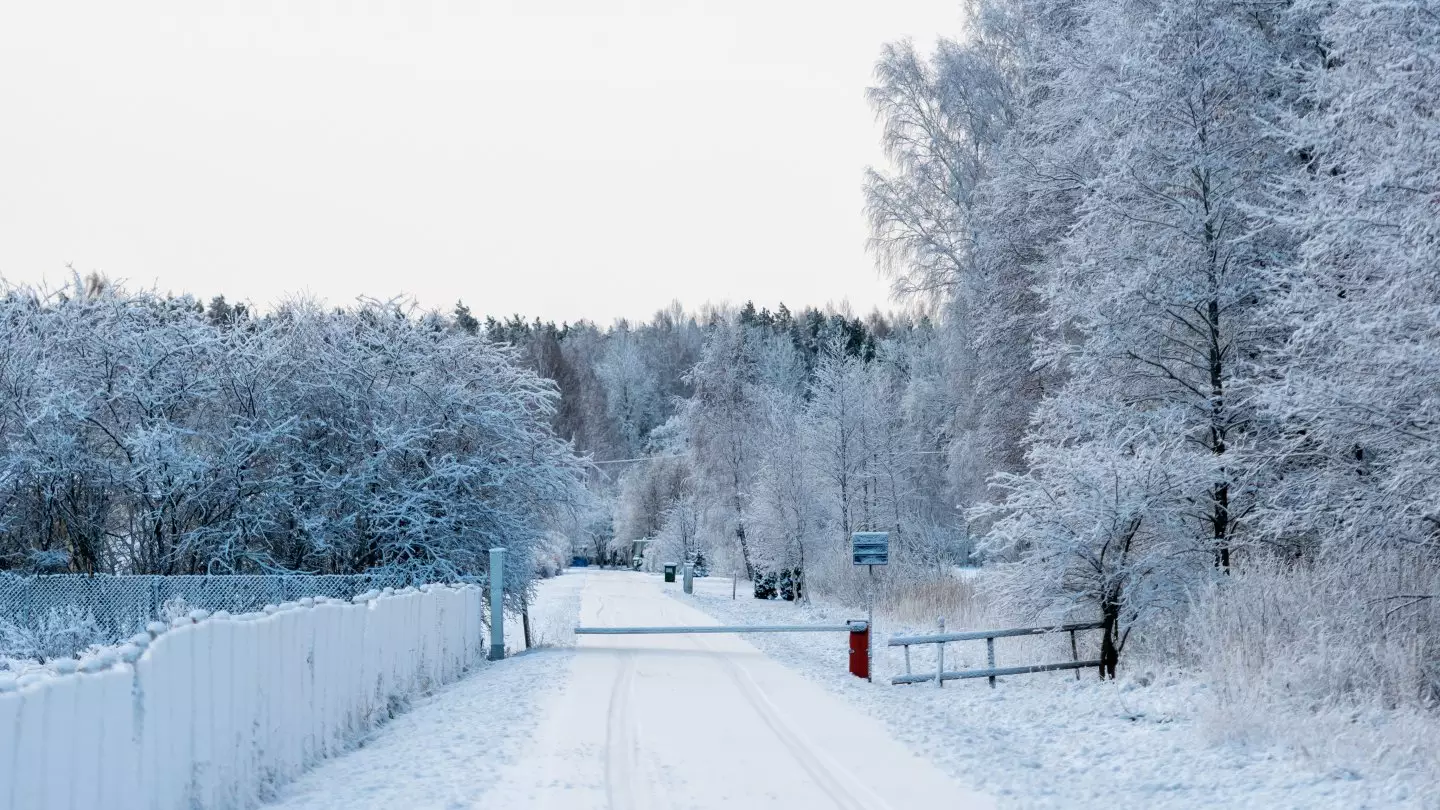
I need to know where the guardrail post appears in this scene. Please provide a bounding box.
[936,617,945,688]
[986,636,996,688]
[489,547,506,661]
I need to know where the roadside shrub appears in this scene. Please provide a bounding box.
[0,606,102,663]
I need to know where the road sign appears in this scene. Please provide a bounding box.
[851,532,889,566]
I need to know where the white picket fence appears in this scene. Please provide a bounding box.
[0,584,486,810]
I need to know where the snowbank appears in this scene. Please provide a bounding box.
[0,584,486,810]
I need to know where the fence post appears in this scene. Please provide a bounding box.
[1070,629,1080,681]
[489,548,506,660]
[935,617,945,688]
[986,636,996,688]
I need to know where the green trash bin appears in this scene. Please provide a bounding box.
[663,563,677,583]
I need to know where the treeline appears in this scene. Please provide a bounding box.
[470,302,885,465]
[0,277,588,587]
[485,301,966,603]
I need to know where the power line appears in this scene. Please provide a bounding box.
[587,449,948,466]
[588,453,689,466]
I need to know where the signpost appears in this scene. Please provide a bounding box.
[851,532,889,682]
[851,532,890,566]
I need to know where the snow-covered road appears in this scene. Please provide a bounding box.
[487,569,989,809]
[267,569,990,809]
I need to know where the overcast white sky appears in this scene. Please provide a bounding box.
[1,1,961,324]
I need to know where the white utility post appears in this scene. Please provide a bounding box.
[683,561,694,594]
[489,546,506,660]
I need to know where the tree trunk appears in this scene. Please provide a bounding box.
[735,522,754,580]
[1208,294,1231,572]
[1099,600,1121,679]
[1212,480,1231,570]
[521,593,533,650]
[1202,184,1232,573]
[731,465,754,579]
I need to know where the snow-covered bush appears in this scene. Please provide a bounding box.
[158,595,194,625]
[1183,553,1440,785]
[0,279,590,596]
[1189,555,1440,722]
[0,605,101,664]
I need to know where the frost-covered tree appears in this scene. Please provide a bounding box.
[748,387,819,598]
[864,3,1052,519]
[595,322,664,456]
[864,13,1016,303]
[1258,0,1440,559]
[981,407,1210,676]
[678,320,771,578]
[973,0,1300,630]
[613,456,692,552]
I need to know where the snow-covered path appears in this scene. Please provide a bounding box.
[267,569,990,809]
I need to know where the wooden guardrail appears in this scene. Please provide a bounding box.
[888,620,1104,687]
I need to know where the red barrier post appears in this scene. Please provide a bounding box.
[847,620,870,680]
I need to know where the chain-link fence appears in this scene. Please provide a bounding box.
[0,572,416,662]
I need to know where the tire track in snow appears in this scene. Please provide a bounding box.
[604,642,671,809]
[605,650,638,810]
[595,586,673,810]
[667,599,891,810]
[717,655,887,810]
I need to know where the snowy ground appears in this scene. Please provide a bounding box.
[266,568,990,809]
[262,569,1425,809]
[263,570,586,809]
[677,576,1422,809]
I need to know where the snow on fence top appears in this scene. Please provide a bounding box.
[0,572,419,662]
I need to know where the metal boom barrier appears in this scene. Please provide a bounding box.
[573,622,873,679]
[574,624,854,635]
